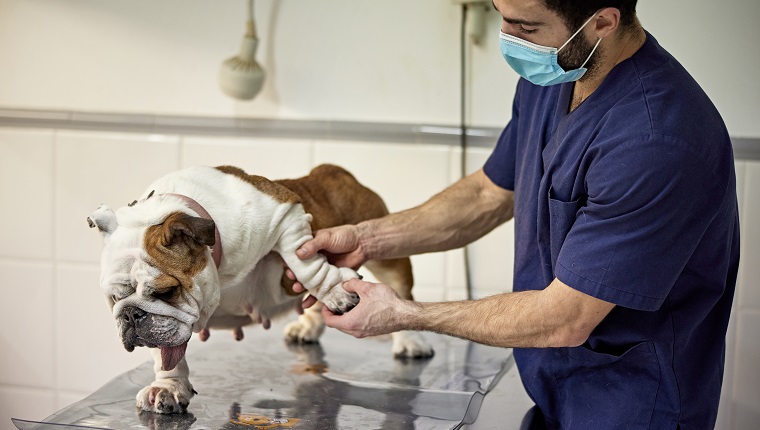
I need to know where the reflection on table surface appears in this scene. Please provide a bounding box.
[13,320,523,429]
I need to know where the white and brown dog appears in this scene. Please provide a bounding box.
[88,164,433,414]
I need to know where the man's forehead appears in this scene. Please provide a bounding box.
[493,0,557,24]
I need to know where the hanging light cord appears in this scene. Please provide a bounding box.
[460,4,474,301]
[246,0,257,37]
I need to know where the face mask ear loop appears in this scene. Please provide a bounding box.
[579,37,603,69]
[558,13,599,53]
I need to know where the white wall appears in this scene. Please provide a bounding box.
[0,0,758,136]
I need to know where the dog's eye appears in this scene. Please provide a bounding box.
[153,289,176,302]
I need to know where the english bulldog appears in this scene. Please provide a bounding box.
[88,164,434,414]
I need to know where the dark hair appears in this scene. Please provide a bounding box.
[542,0,638,33]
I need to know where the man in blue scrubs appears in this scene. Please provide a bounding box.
[291,0,739,428]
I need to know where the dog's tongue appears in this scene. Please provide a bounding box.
[160,343,188,371]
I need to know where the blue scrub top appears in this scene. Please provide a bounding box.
[484,32,740,429]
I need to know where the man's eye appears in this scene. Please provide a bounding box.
[518,24,537,34]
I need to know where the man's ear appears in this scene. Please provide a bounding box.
[592,7,621,39]
[87,205,118,240]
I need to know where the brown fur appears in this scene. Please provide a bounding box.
[216,165,301,204]
[144,212,213,294]
[275,164,390,230]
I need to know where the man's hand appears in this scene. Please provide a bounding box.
[296,224,367,268]
[320,278,415,338]
[288,224,368,309]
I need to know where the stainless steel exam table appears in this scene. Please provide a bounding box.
[13,320,534,429]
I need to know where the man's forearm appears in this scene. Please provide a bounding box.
[357,169,514,260]
[401,291,567,348]
[397,279,615,349]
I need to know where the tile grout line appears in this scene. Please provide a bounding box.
[51,128,60,406]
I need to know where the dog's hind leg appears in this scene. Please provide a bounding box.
[283,302,326,344]
[363,258,434,359]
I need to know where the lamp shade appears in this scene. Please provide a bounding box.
[219,31,266,100]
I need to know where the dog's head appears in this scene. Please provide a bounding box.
[88,195,221,371]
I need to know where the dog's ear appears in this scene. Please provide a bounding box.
[164,213,216,248]
[87,205,118,239]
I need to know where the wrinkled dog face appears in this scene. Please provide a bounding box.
[88,198,221,371]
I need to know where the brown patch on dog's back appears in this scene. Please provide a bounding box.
[216,165,301,204]
[144,212,214,293]
[275,164,390,231]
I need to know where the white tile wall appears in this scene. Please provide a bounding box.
[727,160,760,430]
[182,136,314,179]
[0,386,56,425]
[738,162,760,310]
[0,129,54,260]
[55,132,181,264]
[0,126,755,429]
[733,311,760,429]
[0,262,55,388]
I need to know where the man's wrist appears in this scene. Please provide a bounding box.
[356,220,378,261]
[395,299,424,332]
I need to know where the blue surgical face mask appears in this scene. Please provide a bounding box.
[499,13,602,86]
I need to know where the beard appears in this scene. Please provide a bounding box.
[557,34,602,81]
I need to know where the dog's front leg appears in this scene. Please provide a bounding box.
[273,206,359,314]
[135,348,195,414]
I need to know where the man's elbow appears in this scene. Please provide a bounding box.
[540,280,614,348]
[547,320,596,347]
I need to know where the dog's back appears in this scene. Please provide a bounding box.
[276,164,390,230]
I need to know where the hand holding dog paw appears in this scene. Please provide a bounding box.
[287,259,361,313]
[320,281,360,315]
[321,279,414,338]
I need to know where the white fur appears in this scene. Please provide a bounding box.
[93,166,360,413]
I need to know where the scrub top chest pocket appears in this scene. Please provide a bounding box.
[545,186,585,273]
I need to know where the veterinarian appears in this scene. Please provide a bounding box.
[291,0,739,428]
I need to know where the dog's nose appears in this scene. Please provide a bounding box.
[122,306,147,325]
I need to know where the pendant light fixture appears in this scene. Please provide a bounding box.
[219,0,265,100]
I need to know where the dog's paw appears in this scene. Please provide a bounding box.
[392,331,435,359]
[284,312,325,344]
[320,268,360,313]
[136,379,194,414]
[321,287,360,314]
